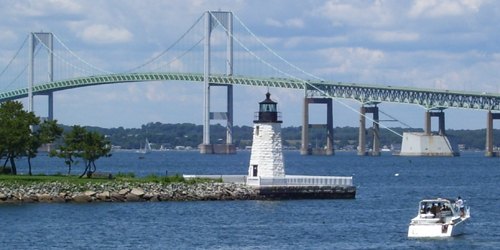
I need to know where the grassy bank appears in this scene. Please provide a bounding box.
[0,173,221,185]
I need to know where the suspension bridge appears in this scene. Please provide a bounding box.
[1,11,500,156]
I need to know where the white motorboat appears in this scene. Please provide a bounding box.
[408,197,470,238]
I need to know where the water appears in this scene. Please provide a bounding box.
[1,151,500,249]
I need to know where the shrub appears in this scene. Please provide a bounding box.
[116,172,135,178]
[146,174,159,179]
[0,166,12,175]
[161,174,185,184]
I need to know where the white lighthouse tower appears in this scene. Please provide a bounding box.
[248,92,285,177]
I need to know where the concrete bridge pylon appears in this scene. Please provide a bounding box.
[300,95,334,156]
[485,111,500,157]
[358,105,380,156]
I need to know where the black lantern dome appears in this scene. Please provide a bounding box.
[254,92,282,123]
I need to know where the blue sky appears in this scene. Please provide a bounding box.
[1,0,500,130]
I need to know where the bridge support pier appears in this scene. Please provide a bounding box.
[398,110,460,156]
[201,10,235,154]
[485,111,500,157]
[300,97,334,155]
[426,110,445,135]
[358,105,380,156]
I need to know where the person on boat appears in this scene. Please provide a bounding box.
[420,202,427,214]
[429,203,437,217]
[456,197,465,217]
[435,203,442,219]
[442,202,450,211]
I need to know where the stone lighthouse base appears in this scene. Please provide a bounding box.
[254,185,356,199]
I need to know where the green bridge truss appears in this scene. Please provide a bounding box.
[1,72,500,111]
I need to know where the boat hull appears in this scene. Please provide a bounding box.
[408,218,467,237]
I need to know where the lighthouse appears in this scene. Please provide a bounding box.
[248,92,285,177]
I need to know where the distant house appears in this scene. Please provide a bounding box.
[160,143,171,150]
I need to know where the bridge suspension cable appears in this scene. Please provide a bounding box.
[1,40,44,91]
[306,82,403,137]
[33,33,111,76]
[233,13,325,82]
[209,11,303,81]
[0,35,28,80]
[151,37,204,72]
[379,109,412,128]
[52,33,113,74]
[126,14,205,73]
[217,12,404,138]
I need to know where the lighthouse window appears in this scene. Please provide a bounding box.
[260,104,276,112]
[256,126,259,136]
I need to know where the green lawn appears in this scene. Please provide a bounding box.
[0,173,221,185]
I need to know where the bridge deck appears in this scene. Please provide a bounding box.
[2,72,500,111]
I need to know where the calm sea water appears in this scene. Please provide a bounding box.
[1,151,500,249]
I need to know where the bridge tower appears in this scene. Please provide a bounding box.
[29,32,54,121]
[300,92,334,155]
[200,11,236,154]
[485,111,500,157]
[358,104,380,156]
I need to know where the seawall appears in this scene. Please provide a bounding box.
[0,182,261,204]
[0,181,355,204]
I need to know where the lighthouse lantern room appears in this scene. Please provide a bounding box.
[248,92,285,177]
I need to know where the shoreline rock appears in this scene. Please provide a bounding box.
[0,181,262,204]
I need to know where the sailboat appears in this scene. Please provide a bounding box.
[137,138,152,154]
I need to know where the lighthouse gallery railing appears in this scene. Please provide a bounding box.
[246,175,353,186]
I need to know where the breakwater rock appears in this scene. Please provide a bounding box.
[0,182,262,204]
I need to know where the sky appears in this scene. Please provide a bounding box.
[1,0,500,131]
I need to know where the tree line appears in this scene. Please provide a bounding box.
[0,101,111,176]
[1,97,494,177]
[85,122,496,151]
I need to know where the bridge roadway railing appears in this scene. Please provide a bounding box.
[246,175,353,186]
[2,72,500,111]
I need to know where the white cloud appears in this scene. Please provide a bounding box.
[8,0,82,17]
[0,29,17,43]
[1,0,500,129]
[265,18,282,27]
[80,24,133,44]
[265,18,304,28]
[313,1,394,28]
[285,18,305,29]
[409,0,485,18]
[372,31,420,42]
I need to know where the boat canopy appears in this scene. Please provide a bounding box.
[420,198,456,203]
[418,198,459,216]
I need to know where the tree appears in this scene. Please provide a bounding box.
[79,130,112,178]
[50,125,111,177]
[50,125,85,176]
[0,101,39,175]
[27,120,63,175]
